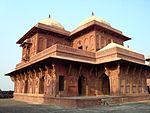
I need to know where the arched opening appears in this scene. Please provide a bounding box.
[78,75,85,96]
[102,74,110,95]
[24,80,28,93]
[78,46,83,49]
[147,86,150,94]
[39,76,44,94]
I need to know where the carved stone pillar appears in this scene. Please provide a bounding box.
[86,85,89,96]
[20,74,25,93]
[35,71,40,94]
[32,70,36,94]
[142,70,148,94]
[124,64,130,95]
[28,71,33,94]
[45,65,52,95]
[14,75,17,93]
[15,75,18,93]
[22,79,25,93]
[105,63,120,96]
[52,63,57,97]
[49,75,53,96]
[16,74,20,93]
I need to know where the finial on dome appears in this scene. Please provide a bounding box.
[92,12,94,16]
[49,14,51,18]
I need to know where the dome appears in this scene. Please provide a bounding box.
[38,17,64,29]
[78,15,111,27]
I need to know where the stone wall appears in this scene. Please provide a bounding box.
[119,62,148,95]
[13,60,149,98]
[72,31,96,52]
[37,32,71,52]
[95,30,124,50]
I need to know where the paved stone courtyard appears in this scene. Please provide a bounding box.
[0,99,150,113]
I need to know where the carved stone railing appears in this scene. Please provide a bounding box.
[96,46,145,65]
[16,43,146,70]
[16,44,96,70]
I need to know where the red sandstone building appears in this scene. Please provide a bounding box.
[6,15,150,107]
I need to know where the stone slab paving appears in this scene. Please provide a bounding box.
[0,99,150,113]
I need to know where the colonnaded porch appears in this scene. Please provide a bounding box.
[10,59,150,98]
[9,59,150,107]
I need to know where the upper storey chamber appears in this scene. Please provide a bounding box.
[71,15,130,52]
[18,17,70,62]
[17,15,131,64]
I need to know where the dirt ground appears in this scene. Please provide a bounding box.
[0,99,150,113]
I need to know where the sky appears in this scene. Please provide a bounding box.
[0,0,150,90]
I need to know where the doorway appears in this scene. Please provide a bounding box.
[39,76,44,94]
[24,80,28,93]
[102,74,110,95]
[78,46,83,49]
[147,86,150,94]
[78,75,85,96]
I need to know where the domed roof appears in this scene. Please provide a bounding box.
[38,17,64,29]
[78,15,111,27]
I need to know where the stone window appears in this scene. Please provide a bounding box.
[38,37,47,52]
[59,76,64,91]
[78,46,83,49]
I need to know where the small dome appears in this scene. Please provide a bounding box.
[38,17,64,29]
[78,15,110,27]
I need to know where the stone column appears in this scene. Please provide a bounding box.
[13,76,17,93]
[52,63,57,97]
[22,79,25,93]
[95,66,98,96]
[45,65,50,95]
[136,67,142,94]
[32,70,36,94]
[35,71,40,94]
[16,75,20,93]
[28,71,32,94]
[86,85,89,96]
[110,76,120,96]
[105,63,120,96]
[142,70,148,94]
[20,74,25,93]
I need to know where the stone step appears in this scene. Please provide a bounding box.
[99,98,119,106]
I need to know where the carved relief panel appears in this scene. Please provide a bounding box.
[30,34,37,57]
[37,33,71,53]
[72,31,96,52]
[95,30,124,51]
[21,43,31,62]
[38,36,47,52]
